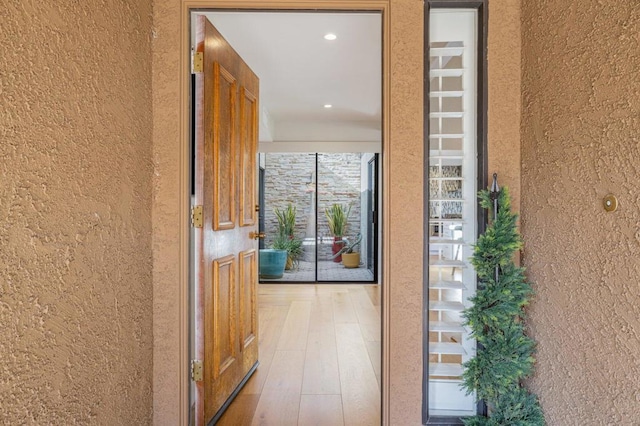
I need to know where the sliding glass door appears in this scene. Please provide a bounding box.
[259,152,378,283]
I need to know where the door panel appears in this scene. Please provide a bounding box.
[194,14,260,426]
[239,249,257,349]
[239,88,257,227]
[213,64,237,230]
[212,255,237,379]
[206,255,241,421]
[239,249,258,374]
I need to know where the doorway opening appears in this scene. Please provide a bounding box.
[189,9,384,425]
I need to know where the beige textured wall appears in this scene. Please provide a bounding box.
[1,1,154,423]
[488,0,521,211]
[151,0,185,423]
[387,0,424,422]
[522,1,640,423]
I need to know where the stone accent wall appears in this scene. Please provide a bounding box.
[264,154,315,245]
[264,153,362,260]
[318,154,362,259]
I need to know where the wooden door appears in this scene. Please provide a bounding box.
[194,15,260,425]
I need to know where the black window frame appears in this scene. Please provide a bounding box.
[423,1,489,424]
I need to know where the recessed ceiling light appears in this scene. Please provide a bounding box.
[324,104,333,109]
[324,33,337,41]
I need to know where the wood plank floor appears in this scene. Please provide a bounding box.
[218,284,381,426]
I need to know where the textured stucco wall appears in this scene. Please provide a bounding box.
[488,0,521,211]
[1,1,154,423]
[522,1,640,423]
[151,0,184,423]
[387,1,424,421]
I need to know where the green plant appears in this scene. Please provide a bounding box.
[274,203,297,238]
[325,203,351,237]
[461,187,544,425]
[271,234,287,249]
[271,234,303,269]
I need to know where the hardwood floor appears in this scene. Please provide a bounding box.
[217,284,381,425]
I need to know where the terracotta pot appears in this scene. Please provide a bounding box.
[331,237,344,262]
[342,252,360,268]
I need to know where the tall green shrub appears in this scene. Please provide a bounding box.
[461,187,545,426]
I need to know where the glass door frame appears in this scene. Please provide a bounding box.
[423,0,488,423]
[366,154,380,280]
[258,152,380,284]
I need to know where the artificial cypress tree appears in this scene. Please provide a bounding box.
[461,181,545,426]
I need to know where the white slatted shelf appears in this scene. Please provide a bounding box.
[430,362,464,377]
[430,321,466,333]
[430,301,465,312]
[429,134,465,139]
[429,154,464,160]
[430,112,464,118]
[430,68,464,77]
[430,46,464,56]
[429,155,463,160]
[429,15,477,415]
[429,342,467,355]
[429,280,465,290]
[429,218,465,224]
[431,260,466,268]
[430,91,464,98]
[429,239,465,245]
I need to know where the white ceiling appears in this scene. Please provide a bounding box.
[200,12,382,144]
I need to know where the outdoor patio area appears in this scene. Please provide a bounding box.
[260,260,375,283]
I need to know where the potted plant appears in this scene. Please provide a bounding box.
[274,204,303,270]
[332,233,362,268]
[460,182,544,424]
[325,203,351,262]
[274,203,296,238]
[258,248,287,279]
[272,234,303,270]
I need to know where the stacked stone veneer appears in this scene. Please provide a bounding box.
[264,153,362,260]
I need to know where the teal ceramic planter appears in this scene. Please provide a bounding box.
[259,249,287,279]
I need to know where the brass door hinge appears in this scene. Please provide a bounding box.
[191,205,203,228]
[193,52,203,73]
[191,360,203,382]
